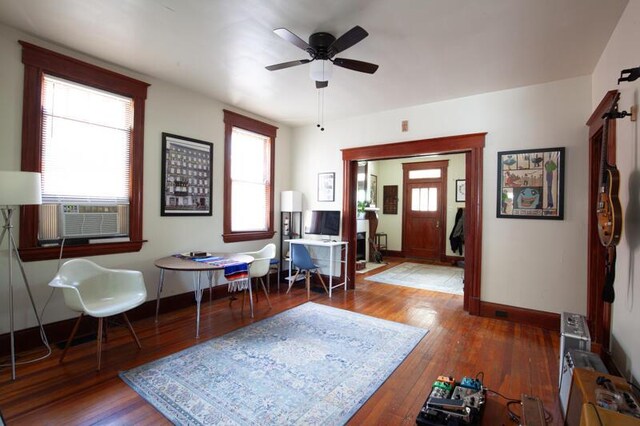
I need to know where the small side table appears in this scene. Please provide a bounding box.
[375,232,387,254]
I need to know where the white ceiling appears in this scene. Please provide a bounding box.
[0,0,628,127]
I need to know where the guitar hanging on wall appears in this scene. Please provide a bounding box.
[596,92,623,303]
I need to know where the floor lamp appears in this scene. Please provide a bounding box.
[0,171,49,380]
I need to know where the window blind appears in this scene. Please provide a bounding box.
[41,74,133,204]
[230,127,270,232]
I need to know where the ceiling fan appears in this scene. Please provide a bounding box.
[265,25,379,89]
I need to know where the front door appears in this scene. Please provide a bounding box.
[402,161,447,260]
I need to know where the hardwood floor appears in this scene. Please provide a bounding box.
[0,258,562,425]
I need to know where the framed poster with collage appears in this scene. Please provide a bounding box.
[497,147,564,220]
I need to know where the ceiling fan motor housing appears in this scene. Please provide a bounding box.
[309,32,336,59]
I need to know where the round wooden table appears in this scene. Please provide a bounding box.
[154,253,254,338]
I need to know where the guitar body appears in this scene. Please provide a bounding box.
[597,164,622,247]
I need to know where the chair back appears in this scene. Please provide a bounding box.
[242,243,276,278]
[49,258,146,316]
[49,259,107,312]
[291,244,316,270]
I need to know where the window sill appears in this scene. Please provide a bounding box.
[222,231,275,243]
[19,240,146,262]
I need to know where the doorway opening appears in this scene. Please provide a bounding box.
[341,133,485,314]
[402,160,448,261]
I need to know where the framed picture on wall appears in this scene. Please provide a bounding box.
[161,132,213,216]
[369,174,378,206]
[318,172,335,202]
[455,179,466,202]
[496,147,564,219]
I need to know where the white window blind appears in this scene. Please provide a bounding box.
[230,127,270,232]
[41,75,133,204]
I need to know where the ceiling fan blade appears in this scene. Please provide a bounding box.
[273,28,314,53]
[333,58,379,74]
[328,25,368,56]
[316,80,328,89]
[265,59,311,71]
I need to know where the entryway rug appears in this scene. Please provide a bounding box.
[355,261,387,274]
[366,262,464,295]
[120,302,427,425]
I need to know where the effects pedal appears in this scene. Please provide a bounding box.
[521,394,546,426]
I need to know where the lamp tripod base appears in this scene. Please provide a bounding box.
[1,207,51,380]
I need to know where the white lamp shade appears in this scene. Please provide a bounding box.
[281,191,302,212]
[309,60,333,82]
[0,171,42,206]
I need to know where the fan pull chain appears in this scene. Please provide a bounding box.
[316,88,325,131]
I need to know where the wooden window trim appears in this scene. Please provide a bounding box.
[222,110,277,243]
[18,41,149,262]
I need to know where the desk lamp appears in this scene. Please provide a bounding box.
[0,171,49,380]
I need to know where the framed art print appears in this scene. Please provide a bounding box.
[455,179,466,202]
[318,172,335,202]
[497,147,564,219]
[161,132,213,216]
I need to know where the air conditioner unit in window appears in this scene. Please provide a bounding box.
[59,204,125,239]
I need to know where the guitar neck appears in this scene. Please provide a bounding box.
[598,116,609,188]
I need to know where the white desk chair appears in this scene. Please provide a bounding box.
[49,259,147,370]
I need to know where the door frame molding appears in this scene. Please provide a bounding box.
[401,160,449,261]
[585,90,618,352]
[341,133,486,314]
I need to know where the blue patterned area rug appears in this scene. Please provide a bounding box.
[120,302,427,425]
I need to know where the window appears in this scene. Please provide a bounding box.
[19,41,149,261]
[408,169,441,179]
[411,187,438,211]
[222,110,277,243]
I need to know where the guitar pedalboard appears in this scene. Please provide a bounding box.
[416,375,485,426]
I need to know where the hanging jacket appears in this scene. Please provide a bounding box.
[449,208,464,255]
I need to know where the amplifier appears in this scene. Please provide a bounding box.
[559,349,608,420]
[559,312,590,388]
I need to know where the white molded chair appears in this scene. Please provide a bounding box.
[49,259,147,370]
[241,243,275,310]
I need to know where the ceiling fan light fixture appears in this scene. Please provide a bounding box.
[309,60,333,82]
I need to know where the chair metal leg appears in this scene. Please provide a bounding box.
[96,317,104,371]
[267,268,271,293]
[258,277,272,308]
[306,271,311,299]
[59,313,84,364]
[122,313,142,349]
[253,278,259,302]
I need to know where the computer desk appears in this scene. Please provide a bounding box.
[285,239,348,297]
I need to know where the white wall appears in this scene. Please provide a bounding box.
[371,154,466,256]
[291,75,592,315]
[591,0,640,382]
[0,24,292,333]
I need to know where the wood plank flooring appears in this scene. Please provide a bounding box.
[0,258,562,425]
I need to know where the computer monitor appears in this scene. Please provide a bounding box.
[304,210,341,237]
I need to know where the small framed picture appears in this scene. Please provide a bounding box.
[318,172,335,202]
[369,174,378,206]
[497,147,564,219]
[161,133,213,216]
[455,179,466,202]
